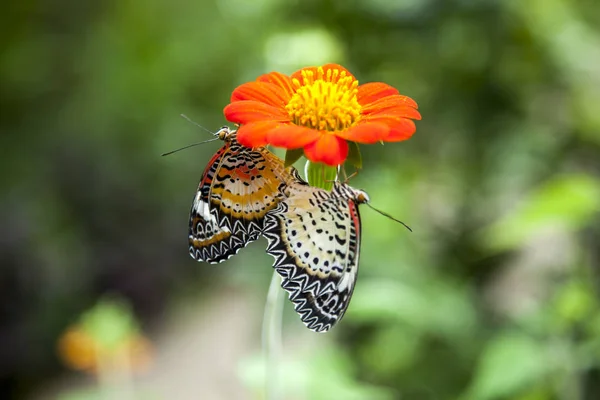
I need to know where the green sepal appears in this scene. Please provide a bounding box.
[306,161,337,191]
[284,148,304,167]
[346,141,363,169]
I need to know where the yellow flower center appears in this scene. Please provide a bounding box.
[285,67,361,132]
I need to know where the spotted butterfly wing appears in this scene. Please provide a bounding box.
[189,127,299,263]
[263,181,370,332]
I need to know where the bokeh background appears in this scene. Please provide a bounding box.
[3,0,600,399]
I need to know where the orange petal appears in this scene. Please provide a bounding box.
[230,82,290,108]
[361,95,421,119]
[397,95,419,109]
[236,121,283,147]
[224,101,289,125]
[320,63,356,82]
[365,116,417,142]
[357,82,399,105]
[338,122,390,144]
[386,119,417,141]
[256,72,295,98]
[303,134,349,166]
[291,63,357,85]
[58,328,97,371]
[267,124,321,149]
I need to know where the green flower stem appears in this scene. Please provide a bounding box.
[262,270,284,400]
[261,157,339,400]
[305,160,338,190]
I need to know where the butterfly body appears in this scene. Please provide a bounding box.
[189,127,299,263]
[264,181,370,332]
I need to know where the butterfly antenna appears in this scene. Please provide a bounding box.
[180,114,216,135]
[366,203,412,232]
[344,170,359,183]
[161,137,220,156]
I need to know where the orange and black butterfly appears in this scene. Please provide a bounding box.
[188,126,304,263]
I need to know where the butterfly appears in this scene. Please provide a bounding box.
[188,126,302,263]
[262,181,371,332]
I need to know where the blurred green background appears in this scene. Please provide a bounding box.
[2,0,600,399]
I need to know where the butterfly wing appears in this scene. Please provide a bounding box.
[189,142,241,263]
[263,182,364,332]
[189,132,297,263]
[208,144,296,241]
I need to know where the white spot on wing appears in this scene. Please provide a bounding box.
[193,192,230,234]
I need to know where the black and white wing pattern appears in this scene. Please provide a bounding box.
[188,127,299,263]
[263,181,370,332]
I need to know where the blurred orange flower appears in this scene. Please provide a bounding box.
[224,63,421,166]
[58,326,153,374]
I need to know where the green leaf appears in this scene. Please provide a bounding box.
[555,281,595,324]
[346,141,363,169]
[358,324,421,377]
[484,174,600,251]
[284,148,304,167]
[306,161,337,190]
[238,347,395,400]
[349,279,477,339]
[463,333,550,400]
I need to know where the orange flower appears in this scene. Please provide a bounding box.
[223,63,421,166]
[57,326,153,374]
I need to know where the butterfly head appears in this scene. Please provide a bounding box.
[215,126,237,142]
[333,182,370,204]
[354,189,370,204]
[351,188,370,204]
